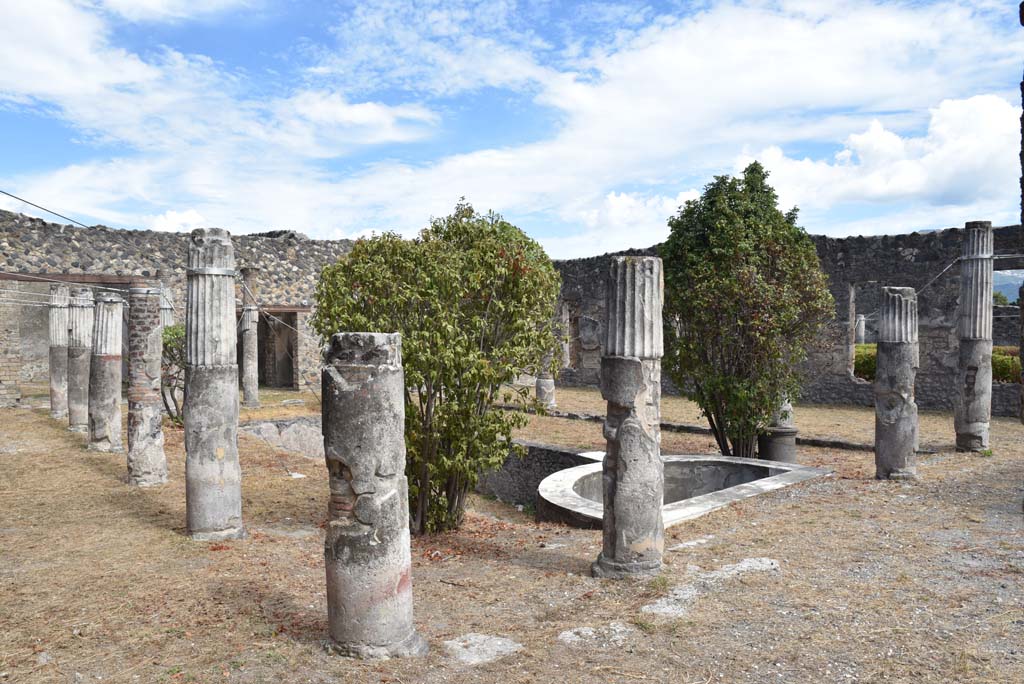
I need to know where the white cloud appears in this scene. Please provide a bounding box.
[737,94,1021,232]
[1,1,1022,258]
[149,208,206,232]
[94,0,254,22]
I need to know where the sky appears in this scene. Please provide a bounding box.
[0,0,1021,259]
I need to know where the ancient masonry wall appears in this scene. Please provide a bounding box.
[554,224,1023,418]
[0,286,22,407]
[1,210,351,386]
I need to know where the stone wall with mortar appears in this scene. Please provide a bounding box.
[0,210,352,386]
[553,224,1023,417]
[0,289,22,407]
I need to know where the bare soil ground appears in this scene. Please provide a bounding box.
[1,385,1022,683]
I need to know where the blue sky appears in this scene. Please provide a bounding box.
[0,0,1021,257]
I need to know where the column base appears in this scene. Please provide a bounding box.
[325,630,429,660]
[189,526,246,542]
[955,431,989,452]
[87,442,123,453]
[69,425,88,433]
[591,553,662,579]
[875,467,917,481]
[50,410,68,420]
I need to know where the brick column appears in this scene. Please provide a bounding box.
[127,277,168,486]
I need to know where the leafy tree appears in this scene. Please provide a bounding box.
[161,323,185,424]
[993,290,1010,306]
[311,202,561,534]
[660,162,834,458]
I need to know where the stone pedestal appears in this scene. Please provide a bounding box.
[48,284,70,419]
[322,333,427,659]
[592,256,664,579]
[184,228,244,541]
[88,293,124,452]
[954,221,994,451]
[535,353,556,409]
[758,398,798,463]
[240,266,260,408]
[127,278,167,486]
[855,314,866,344]
[875,287,919,480]
[67,287,94,432]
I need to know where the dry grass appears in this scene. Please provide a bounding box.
[1,389,1023,683]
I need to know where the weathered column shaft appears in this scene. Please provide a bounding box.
[88,293,124,452]
[593,256,664,579]
[322,333,427,659]
[48,284,70,419]
[127,279,167,485]
[758,397,798,463]
[240,266,260,407]
[67,287,94,432]
[855,314,866,344]
[875,287,919,480]
[954,221,993,451]
[184,228,244,541]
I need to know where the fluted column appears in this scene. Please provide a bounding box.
[855,314,866,344]
[127,277,167,485]
[322,333,428,659]
[954,221,993,451]
[592,256,664,579]
[160,284,175,328]
[184,228,244,541]
[67,287,94,432]
[874,287,919,480]
[240,266,260,408]
[48,284,70,419]
[88,292,124,452]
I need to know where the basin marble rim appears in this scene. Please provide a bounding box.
[537,454,831,529]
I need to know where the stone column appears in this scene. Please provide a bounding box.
[592,256,664,579]
[184,228,244,541]
[322,333,428,659]
[758,397,798,463]
[954,221,993,451]
[855,314,866,344]
[67,287,94,432]
[48,284,70,419]
[127,277,167,486]
[160,284,175,328]
[535,352,556,409]
[875,287,919,480]
[239,266,260,408]
[88,292,124,452]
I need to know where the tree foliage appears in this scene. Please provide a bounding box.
[660,162,834,458]
[311,202,561,534]
[161,323,185,424]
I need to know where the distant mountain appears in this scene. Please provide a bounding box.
[994,270,1023,303]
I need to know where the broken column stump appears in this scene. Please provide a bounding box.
[954,220,993,451]
[67,287,94,433]
[127,277,167,486]
[184,228,244,541]
[874,287,919,480]
[592,256,665,579]
[322,332,428,659]
[48,284,70,419]
[88,292,124,452]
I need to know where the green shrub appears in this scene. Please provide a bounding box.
[311,202,560,534]
[993,348,1021,384]
[854,343,876,381]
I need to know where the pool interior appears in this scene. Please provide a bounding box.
[572,460,782,505]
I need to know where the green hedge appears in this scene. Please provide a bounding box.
[854,344,1021,384]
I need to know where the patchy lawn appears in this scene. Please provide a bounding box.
[1,387,1022,683]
